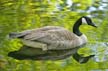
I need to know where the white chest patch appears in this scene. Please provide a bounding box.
[79,34,87,45]
[82,18,87,24]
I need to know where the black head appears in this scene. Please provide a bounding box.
[81,16,97,28]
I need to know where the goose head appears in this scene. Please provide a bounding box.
[81,16,97,27]
[73,16,97,36]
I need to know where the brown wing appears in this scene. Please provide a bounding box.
[19,26,65,40]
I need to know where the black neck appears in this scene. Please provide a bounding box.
[73,18,82,36]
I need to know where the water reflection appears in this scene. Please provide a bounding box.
[90,69,108,71]
[79,42,108,62]
[90,42,108,62]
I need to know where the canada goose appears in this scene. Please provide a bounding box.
[8,16,97,63]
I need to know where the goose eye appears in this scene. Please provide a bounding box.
[89,19,92,23]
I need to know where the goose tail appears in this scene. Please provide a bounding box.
[8,32,27,39]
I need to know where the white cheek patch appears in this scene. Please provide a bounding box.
[82,18,87,24]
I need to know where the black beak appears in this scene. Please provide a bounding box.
[91,23,97,28]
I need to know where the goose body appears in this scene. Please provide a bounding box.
[8,16,97,63]
[12,26,87,51]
